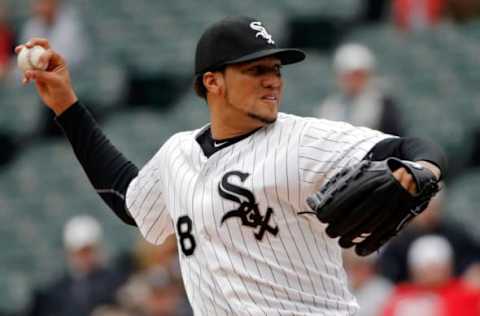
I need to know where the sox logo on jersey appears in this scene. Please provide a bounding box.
[218,170,279,241]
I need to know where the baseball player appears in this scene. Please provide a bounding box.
[17,16,446,316]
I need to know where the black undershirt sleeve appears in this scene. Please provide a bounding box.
[55,102,138,226]
[367,137,448,178]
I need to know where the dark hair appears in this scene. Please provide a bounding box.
[193,67,226,100]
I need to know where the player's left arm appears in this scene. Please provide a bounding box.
[306,136,446,256]
[366,137,446,192]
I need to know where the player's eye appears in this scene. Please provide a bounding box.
[274,64,282,77]
[246,65,282,77]
[246,66,263,75]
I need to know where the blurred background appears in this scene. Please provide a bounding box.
[0,0,480,315]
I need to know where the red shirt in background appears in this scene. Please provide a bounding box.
[0,24,13,67]
[393,0,446,31]
[381,279,480,316]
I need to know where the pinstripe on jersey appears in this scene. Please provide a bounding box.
[126,113,390,316]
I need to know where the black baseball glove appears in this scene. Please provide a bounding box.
[306,158,440,257]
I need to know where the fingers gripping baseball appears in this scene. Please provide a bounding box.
[15,38,53,82]
[15,38,78,115]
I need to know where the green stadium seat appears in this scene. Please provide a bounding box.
[445,169,480,242]
[0,81,40,135]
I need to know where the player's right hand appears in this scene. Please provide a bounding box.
[15,38,78,116]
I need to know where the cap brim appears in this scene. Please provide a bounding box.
[224,48,306,66]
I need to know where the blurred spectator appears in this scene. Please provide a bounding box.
[361,0,391,23]
[132,235,179,273]
[464,263,480,290]
[446,0,480,22]
[378,189,480,283]
[91,306,133,316]
[0,3,14,81]
[26,215,128,316]
[101,235,192,316]
[381,235,480,316]
[393,0,447,32]
[343,249,393,316]
[314,43,404,136]
[471,128,480,167]
[114,235,192,316]
[116,266,192,316]
[143,266,191,316]
[18,0,90,136]
[19,0,89,71]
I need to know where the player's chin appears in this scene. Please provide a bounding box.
[261,98,280,112]
[248,108,278,125]
[246,99,278,123]
[248,113,277,125]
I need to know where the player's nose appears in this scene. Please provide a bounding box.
[261,73,282,90]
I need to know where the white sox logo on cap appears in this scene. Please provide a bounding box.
[249,21,275,45]
[194,16,304,75]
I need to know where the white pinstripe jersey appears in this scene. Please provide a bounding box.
[126,113,390,316]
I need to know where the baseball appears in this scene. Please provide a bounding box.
[17,45,48,72]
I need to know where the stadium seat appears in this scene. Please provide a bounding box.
[445,169,480,242]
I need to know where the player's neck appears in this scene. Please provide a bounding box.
[210,118,261,140]
[208,102,264,140]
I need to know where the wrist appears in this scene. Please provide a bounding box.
[52,92,78,116]
[55,100,87,127]
[417,160,441,180]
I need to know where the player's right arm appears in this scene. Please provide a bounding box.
[15,38,140,225]
[15,39,175,243]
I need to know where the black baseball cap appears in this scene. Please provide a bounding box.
[195,16,306,76]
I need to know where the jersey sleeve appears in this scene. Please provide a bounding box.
[126,150,174,245]
[298,118,392,189]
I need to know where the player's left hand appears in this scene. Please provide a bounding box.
[392,160,440,194]
[306,158,440,257]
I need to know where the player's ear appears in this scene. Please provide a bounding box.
[203,71,225,96]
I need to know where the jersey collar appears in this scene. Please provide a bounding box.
[195,126,261,158]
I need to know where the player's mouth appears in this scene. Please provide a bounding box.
[261,94,279,104]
